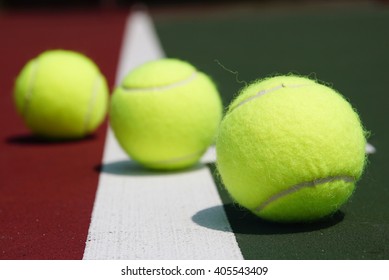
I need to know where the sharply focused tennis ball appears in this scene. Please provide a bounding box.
[14,49,109,139]
[216,75,367,223]
[110,58,223,170]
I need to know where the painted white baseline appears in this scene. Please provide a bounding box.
[83,10,243,260]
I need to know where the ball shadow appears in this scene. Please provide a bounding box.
[6,133,96,146]
[192,204,345,235]
[95,159,206,177]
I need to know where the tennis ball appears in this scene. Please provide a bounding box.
[110,58,222,170]
[14,49,109,139]
[216,75,367,223]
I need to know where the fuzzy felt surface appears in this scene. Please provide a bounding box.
[14,50,109,139]
[216,75,366,222]
[110,58,223,170]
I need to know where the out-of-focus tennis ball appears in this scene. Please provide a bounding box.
[110,58,223,170]
[14,49,109,139]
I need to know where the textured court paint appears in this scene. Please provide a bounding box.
[83,11,242,260]
[83,130,242,259]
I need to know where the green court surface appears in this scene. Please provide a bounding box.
[1,1,388,262]
[155,3,389,259]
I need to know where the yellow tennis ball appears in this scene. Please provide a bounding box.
[216,75,367,223]
[110,58,223,170]
[14,50,109,139]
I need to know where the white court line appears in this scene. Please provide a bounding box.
[114,9,165,85]
[366,143,376,154]
[83,10,243,260]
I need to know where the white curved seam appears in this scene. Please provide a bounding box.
[254,175,355,213]
[231,83,312,113]
[121,71,198,93]
[84,75,101,134]
[23,60,39,117]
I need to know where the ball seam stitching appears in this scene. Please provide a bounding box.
[120,71,198,93]
[83,75,101,134]
[22,59,39,118]
[254,175,355,213]
[229,83,313,114]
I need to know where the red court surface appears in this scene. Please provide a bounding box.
[0,10,127,259]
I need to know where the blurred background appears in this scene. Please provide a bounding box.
[0,0,388,10]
